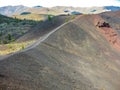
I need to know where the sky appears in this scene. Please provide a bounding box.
[0,0,120,7]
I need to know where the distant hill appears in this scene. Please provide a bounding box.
[0,5,120,16]
[104,6,120,11]
[51,6,120,14]
[0,5,28,16]
[33,5,43,8]
[12,14,48,21]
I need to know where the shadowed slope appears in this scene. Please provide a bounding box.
[0,15,120,90]
[17,15,72,42]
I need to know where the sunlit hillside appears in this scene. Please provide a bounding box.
[12,14,49,21]
[0,40,35,55]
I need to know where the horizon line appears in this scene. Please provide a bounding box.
[0,5,120,8]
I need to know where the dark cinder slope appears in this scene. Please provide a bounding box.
[17,15,72,42]
[0,14,120,90]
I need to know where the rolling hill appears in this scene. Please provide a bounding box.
[0,11,120,90]
[0,5,120,16]
[12,14,48,21]
[0,5,28,16]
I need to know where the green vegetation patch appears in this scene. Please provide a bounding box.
[0,14,41,44]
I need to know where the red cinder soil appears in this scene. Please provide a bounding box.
[94,15,120,52]
[98,27,120,51]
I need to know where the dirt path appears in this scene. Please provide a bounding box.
[23,21,72,51]
[0,20,72,61]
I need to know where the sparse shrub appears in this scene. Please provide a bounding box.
[97,22,110,28]
[0,32,2,37]
[3,40,8,44]
[48,15,52,21]
[0,39,2,43]
[21,31,24,35]
[65,17,69,22]
[70,15,75,20]
[7,44,12,49]
[7,33,12,41]
[21,21,26,25]
[11,37,15,42]
[21,45,25,50]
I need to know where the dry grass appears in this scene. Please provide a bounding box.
[0,40,35,55]
[13,14,47,21]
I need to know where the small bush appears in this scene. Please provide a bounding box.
[3,40,8,44]
[48,15,52,21]
[7,33,12,41]
[0,32,2,37]
[65,17,69,22]
[7,44,12,49]
[70,15,75,20]
[21,45,25,50]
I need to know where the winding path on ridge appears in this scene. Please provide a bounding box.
[23,20,73,51]
[0,19,74,60]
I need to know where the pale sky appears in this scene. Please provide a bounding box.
[0,0,120,7]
